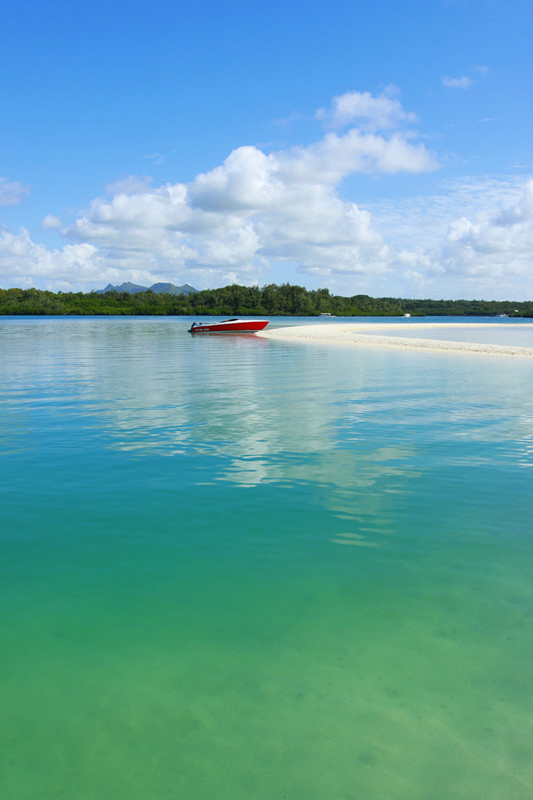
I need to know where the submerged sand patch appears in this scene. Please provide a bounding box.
[258,323,533,357]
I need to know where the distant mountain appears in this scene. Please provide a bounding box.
[97,282,199,295]
[149,282,199,295]
[98,282,147,294]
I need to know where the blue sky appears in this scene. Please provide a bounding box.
[1,0,531,299]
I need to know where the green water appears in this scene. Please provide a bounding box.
[1,317,532,799]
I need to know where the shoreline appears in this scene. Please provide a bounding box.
[257,323,533,358]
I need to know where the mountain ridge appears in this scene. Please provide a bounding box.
[97,281,198,295]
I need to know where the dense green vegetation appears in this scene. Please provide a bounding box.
[0,284,531,317]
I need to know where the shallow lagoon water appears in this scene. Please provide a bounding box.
[1,317,532,799]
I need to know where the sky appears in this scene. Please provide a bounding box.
[1,0,532,300]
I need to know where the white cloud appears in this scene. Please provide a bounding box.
[41,215,63,230]
[144,153,165,164]
[0,227,104,287]
[2,174,531,299]
[442,76,473,89]
[276,129,437,184]
[189,146,277,211]
[105,175,154,195]
[316,87,418,131]
[0,178,29,206]
[58,93,437,288]
[364,175,533,298]
[1,88,531,300]
[443,179,533,281]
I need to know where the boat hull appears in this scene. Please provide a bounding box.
[189,319,269,334]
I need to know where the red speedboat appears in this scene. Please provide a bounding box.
[189,318,269,334]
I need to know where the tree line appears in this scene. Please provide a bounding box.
[0,284,531,317]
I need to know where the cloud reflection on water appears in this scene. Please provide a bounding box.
[3,320,532,527]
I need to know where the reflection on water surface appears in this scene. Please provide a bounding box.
[1,317,533,800]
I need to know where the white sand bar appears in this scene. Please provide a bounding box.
[258,323,533,357]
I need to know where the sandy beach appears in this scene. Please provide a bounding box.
[258,322,533,357]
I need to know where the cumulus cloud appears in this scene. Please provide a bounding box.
[41,215,63,230]
[443,179,533,280]
[316,87,418,130]
[0,227,101,285]
[363,175,533,298]
[0,225,169,290]
[442,76,473,89]
[105,175,154,195]
[58,93,437,288]
[1,88,531,299]
[0,178,30,206]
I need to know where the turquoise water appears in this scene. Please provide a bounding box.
[1,317,532,799]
